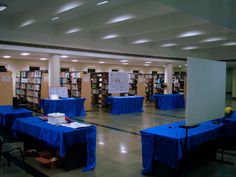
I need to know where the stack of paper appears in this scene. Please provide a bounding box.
[60,122,90,129]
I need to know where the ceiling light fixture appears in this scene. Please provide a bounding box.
[51,16,59,21]
[99,61,105,64]
[123,63,128,65]
[160,43,177,47]
[120,60,128,63]
[20,52,30,56]
[19,19,35,28]
[65,27,81,34]
[56,1,82,14]
[60,55,69,58]
[163,65,166,67]
[178,30,204,38]
[179,66,182,68]
[133,39,151,44]
[222,42,236,46]
[182,46,198,50]
[145,61,152,64]
[40,58,48,61]
[102,33,119,39]
[107,14,134,24]
[3,55,11,58]
[0,4,7,11]
[72,59,78,62]
[144,64,149,66]
[201,37,225,42]
[97,1,108,5]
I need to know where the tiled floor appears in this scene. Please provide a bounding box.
[1,96,236,177]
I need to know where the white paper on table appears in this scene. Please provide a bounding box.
[60,122,91,129]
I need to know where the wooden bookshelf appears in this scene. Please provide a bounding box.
[143,74,154,101]
[0,71,13,105]
[137,75,145,97]
[128,73,138,95]
[60,71,71,96]
[154,74,165,94]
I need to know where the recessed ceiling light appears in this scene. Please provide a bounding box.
[121,60,128,63]
[144,64,150,66]
[145,61,152,64]
[65,27,81,34]
[99,61,105,64]
[20,52,30,56]
[40,58,48,61]
[182,46,198,50]
[102,33,119,39]
[123,63,128,65]
[3,55,11,58]
[179,66,182,68]
[222,42,236,46]
[19,19,35,28]
[72,59,78,62]
[178,31,204,38]
[132,39,151,44]
[107,14,134,24]
[97,1,108,5]
[0,4,7,11]
[201,37,225,42]
[56,1,82,14]
[60,55,69,58]
[51,16,59,21]
[160,43,178,47]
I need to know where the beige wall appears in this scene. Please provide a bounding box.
[0,58,165,96]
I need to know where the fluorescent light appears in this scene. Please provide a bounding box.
[40,58,48,61]
[144,64,150,66]
[182,46,198,50]
[97,1,108,5]
[65,27,81,34]
[145,61,152,64]
[20,52,30,56]
[160,43,177,47]
[60,55,69,58]
[120,60,128,63]
[107,14,134,24]
[201,37,225,42]
[222,42,236,46]
[56,1,82,14]
[102,33,119,39]
[123,63,128,65]
[0,4,7,11]
[19,19,35,28]
[133,39,151,44]
[120,145,127,154]
[3,55,11,58]
[178,30,204,38]
[72,60,78,62]
[99,61,105,64]
[179,66,182,68]
[51,16,59,21]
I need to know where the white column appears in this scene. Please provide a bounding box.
[48,55,60,87]
[232,67,236,98]
[164,64,173,94]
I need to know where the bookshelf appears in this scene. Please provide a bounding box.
[16,71,28,101]
[70,72,82,97]
[60,71,71,96]
[0,71,13,105]
[143,74,154,101]
[128,73,138,95]
[154,74,165,94]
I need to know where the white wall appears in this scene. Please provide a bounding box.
[0,58,165,96]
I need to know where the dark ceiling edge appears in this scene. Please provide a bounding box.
[0,40,187,61]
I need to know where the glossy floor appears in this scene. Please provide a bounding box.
[1,97,236,177]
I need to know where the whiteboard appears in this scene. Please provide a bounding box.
[186,57,226,126]
[108,72,129,93]
[48,86,68,98]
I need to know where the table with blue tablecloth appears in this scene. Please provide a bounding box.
[106,96,144,114]
[223,111,236,138]
[140,121,223,174]
[152,94,185,110]
[40,98,86,117]
[0,105,32,127]
[12,117,96,171]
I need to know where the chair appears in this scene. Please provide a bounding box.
[0,135,25,167]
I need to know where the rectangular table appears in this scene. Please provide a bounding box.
[12,117,96,171]
[140,121,223,174]
[40,98,86,117]
[106,96,144,114]
[0,105,32,127]
[152,94,185,110]
[222,111,236,138]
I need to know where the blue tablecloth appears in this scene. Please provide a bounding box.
[0,105,32,127]
[40,98,86,117]
[140,121,223,174]
[12,117,96,171]
[106,96,144,114]
[223,110,236,138]
[152,94,185,110]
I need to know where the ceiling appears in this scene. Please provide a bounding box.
[0,0,236,65]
